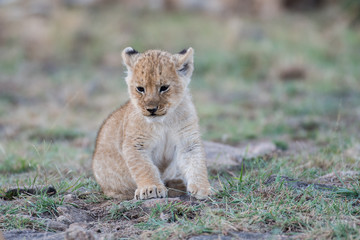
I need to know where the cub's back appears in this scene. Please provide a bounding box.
[93,101,131,157]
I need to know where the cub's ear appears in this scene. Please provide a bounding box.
[122,47,140,70]
[175,47,194,78]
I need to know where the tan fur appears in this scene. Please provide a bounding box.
[92,47,211,200]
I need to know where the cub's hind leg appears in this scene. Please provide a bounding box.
[92,149,137,199]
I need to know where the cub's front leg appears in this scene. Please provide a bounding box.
[178,133,211,199]
[123,139,167,200]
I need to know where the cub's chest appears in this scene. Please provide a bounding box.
[150,128,179,168]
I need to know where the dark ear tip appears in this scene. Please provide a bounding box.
[124,47,139,55]
[178,49,187,54]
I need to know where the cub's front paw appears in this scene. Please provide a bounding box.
[134,185,168,200]
[187,182,212,200]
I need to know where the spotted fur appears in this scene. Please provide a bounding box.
[92,47,211,200]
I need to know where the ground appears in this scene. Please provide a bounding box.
[0,2,360,240]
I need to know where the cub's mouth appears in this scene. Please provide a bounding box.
[146,113,165,117]
[144,114,166,123]
[143,108,167,117]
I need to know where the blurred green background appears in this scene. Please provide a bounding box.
[0,0,359,176]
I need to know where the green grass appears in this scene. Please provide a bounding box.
[109,200,145,221]
[0,215,48,231]
[0,192,65,231]
[28,127,84,142]
[137,168,360,239]
[26,195,64,218]
[0,154,37,174]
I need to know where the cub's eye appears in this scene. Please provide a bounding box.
[160,85,169,93]
[136,87,145,93]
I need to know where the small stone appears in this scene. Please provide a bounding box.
[69,222,90,229]
[45,219,68,231]
[204,141,276,172]
[63,194,74,202]
[57,205,94,223]
[65,225,96,240]
[265,175,337,192]
[57,215,72,225]
[316,171,360,187]
[246,142,276,157]
[160,212,170,222]
[3,230,65,240]
[140,198,181,208]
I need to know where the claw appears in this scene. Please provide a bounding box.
[134,185,167,200]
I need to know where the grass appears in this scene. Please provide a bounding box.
[109,200,145,221]
[101,152,360,239]
[0,192,65,231]
[0,2,360,239]
[28,127,84,142]
[0,154,37,174]
[136,171,360,239]
[0,215,48,231]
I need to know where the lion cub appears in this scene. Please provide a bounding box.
[92,47,211,200]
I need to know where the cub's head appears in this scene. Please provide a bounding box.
[122,47,194,121]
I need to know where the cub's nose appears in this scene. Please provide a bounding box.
[146,106,158,114]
